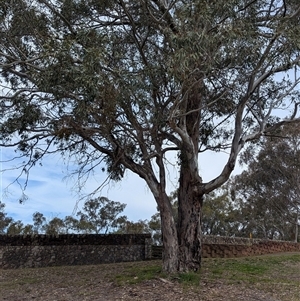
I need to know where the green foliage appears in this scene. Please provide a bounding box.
[116,219,150,235]
[202,186,240,236]
[44,217,66,235]
[1,0,299,184]
[22,224,34,235]
[64,215,80,233]
[233,123,300,241]
[32,212,46,234]
[76,197,127,234]
[1,0,300,272]
[6,220,24,235]
[0,196,127,235]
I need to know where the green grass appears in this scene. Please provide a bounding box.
[0,275,42,289]
[17,277,42,285]
[207,258,269,283]
[114,263,165,285]
[176,271,201,286]
[204,253,299,283]
[109,253,300,301]
[111,253,300,290]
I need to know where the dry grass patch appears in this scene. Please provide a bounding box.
[0,253,299,301]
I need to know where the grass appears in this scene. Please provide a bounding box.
[1,253,299,301]
[0,275,42,289]
[113,253,299,284]
[114,263,165,285]
[207,257,270,283]
[205,253,299,283]
[111,253,300,299]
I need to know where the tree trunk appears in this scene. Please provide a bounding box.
[177,164,203,272]
[295,209,299,243]
[156,191,179,272]
[176,83,203,272]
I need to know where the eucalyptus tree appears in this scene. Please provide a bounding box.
[76,197,127,234]
[232,123,300,242]
[32,211,46,234]
[202,187,240,237]
[64,215,80,233]
[116,219,151,234]
[44,216,66,235]
[6,220,24,235]
[1,0,300,272]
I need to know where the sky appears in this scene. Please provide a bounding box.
[1,146,244,226]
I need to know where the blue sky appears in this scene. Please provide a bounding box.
[1,146,243,226]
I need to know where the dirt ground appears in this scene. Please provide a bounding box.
[0,257,299,301]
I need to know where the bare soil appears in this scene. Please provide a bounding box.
[0,254,299,301]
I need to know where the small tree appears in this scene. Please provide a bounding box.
[22,224,34,235]
[64,215,80,234]
[76,197,127,234]
[44,217,66,235]
[32,212,46,234]
[6,220,24,235]
[117,219,151,234]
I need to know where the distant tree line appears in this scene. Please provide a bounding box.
[0,196,161,244]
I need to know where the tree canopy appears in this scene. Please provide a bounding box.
[232,123,300,242]
[0,196,128,235]
[76,196,127,234]
[1,0,300,272]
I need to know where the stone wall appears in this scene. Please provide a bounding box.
[0,234,152,269]
[1,234,299,269]
[152,236,300,259]
[202,235,300,258]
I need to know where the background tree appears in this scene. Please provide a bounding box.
[64,215,80,234]
[6,220,24,235]
[44,217,66,235]
[0,201,13,234]
[202,186,240,237]
[1,0,300,272]
[32,212,46,234]
[232,123,300,242]
[116,219,150,234]
[148,212,162,245]
[76,197,127,234]
[22,224,34,235]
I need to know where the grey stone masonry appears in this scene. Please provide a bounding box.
[0,234,152,269]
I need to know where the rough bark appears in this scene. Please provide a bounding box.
[177,166,203,272]
[176,84,203,272]
[294,209,299,243]
[156,191,179,272]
